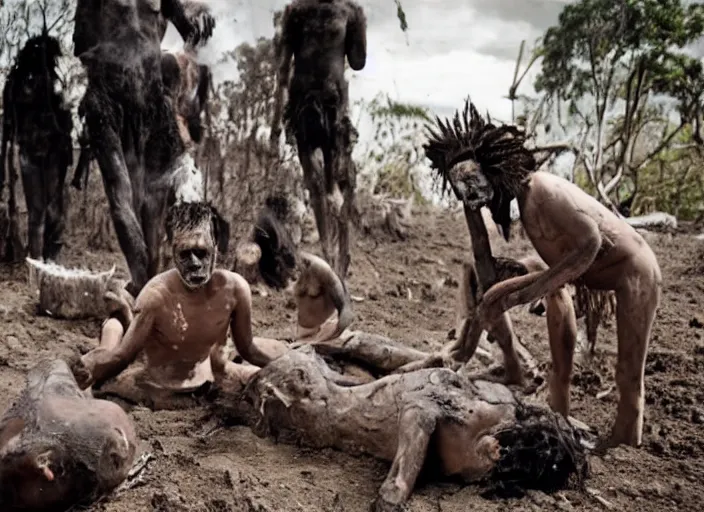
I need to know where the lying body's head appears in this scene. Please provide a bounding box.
[165,201,230,289]
[0,359,137,510]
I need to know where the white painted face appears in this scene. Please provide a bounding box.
[449,160,494,210]
[172,221,216,289]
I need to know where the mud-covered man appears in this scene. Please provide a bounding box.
[270,0,367,278]
[70,202,273,409]
[1,34,73,262]
[72,0,215,296]
[424,100,662,448]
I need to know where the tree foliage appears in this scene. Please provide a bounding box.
[525,0,704,215]
[354,93,431,203]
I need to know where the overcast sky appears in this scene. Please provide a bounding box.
[163,0,573,124]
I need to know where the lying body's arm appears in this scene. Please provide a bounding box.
[228,274,273,368]
[78,291,157,389]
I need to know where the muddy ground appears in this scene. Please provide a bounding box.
[1,206,703,512]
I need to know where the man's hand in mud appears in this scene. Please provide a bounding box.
[67,353,93,390]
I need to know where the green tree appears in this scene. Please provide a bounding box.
[523,0,704,213]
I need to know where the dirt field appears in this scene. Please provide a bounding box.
[1,205,703,512]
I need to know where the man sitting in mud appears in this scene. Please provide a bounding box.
[70,202,275,409]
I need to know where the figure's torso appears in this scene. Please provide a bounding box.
[140,269,236,390]
[519,171,659,290]
[287,0,351,85]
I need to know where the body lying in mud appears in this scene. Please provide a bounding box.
[0,359,137,511]
[218,342,591,512]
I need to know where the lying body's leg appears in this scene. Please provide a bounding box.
[373,405,436,512]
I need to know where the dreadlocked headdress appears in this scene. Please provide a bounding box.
[423,99,537,240]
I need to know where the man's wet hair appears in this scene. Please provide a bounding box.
[481,403,590,499]
[253,197,298,290]
[165,201,230,254]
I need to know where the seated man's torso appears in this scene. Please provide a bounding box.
[139,269,235,391]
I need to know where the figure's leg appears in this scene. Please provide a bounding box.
[610,274,660,447]
[142,191,167,279]
[486,313,523,386]
[19,153,45,260]
[373,406,435,511]
[586,308,599,355]
[42,160,67,261]
[545,287,578,417]
[84,91,149,293]
[298,142,332,262]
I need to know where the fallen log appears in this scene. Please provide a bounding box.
[25,258,130,319]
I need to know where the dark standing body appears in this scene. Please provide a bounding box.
[271,0,367,278]
[72,0,214,296]
[1,35,73,262]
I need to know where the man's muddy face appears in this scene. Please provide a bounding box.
[449,161,494,210]
[173,224,216,289]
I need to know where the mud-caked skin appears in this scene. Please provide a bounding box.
[1,34,73,262]
[72,0,215,295]
[425,100,662,448]
[161,45,212,150]
[0,359,137,511]
[270,0,367,277]
[71,202,270,409]
[238,343,587,511]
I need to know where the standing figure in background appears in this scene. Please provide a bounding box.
[270,0,367,279]
[1,34,73,262]
[71,0,215,296]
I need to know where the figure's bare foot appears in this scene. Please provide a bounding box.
[547,376,570,417]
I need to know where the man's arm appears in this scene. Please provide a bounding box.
[269,5,294,151]
[229,274,272,368]
[78,292,157,389]
[162,0,215,48]
[300,252,354,340]
[345,2,367,71]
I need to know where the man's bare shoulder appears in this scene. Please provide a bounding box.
[210,269,251,297]
[134,271,175,309]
